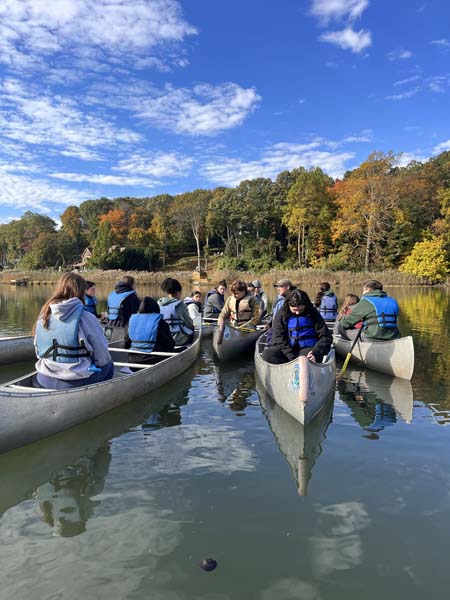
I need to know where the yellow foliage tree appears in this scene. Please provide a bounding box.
[400,237,449,282]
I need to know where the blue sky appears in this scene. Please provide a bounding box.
[0,0,449,223]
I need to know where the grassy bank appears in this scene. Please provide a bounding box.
[0,267,438,287]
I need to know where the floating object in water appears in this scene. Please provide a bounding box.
[200,558,217,571]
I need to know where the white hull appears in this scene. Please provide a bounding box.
[0,332,201,455]
[254,334,336,425]
[333,334,414,380]
[258,381,334,495]
[0,335,35,364]
[213,323,262,361]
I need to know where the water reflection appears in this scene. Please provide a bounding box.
[337,367,414,439]
[258,380,334,496]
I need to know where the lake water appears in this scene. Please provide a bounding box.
[1,282,450,600]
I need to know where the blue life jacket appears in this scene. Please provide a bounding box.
[362,296,399,329]
[159,300,193,336]
[84,295,97,315]
[35,304,91,363]
[128,313,162,353]
[107,290,135,321]
[287,314,318,348]
[319,293,338,320]
[272,295,285,318]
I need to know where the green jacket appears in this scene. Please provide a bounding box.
[340,290,400,341]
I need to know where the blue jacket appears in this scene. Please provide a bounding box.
[128,313,162,353]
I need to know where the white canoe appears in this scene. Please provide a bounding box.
[213,322,263,361]
[338,366,414,424]
[258,380,334,495]
[0,334,35,364]
[333,334,414,380]
[254,333,336,425]
[0,331,201,455]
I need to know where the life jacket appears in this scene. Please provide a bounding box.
[84,295,97,315]
[107,289,135,321]
[255,292,266,312]
[159,300,193,336]
[229,295,253,326]
[184,297,202,312]
[35,304,91,363]
[319,293,338,320]
[287,314,318,348]
[128,313,162,353]
[362,296,399,329]
[204,289,223,315]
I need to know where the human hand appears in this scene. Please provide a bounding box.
[307,351,316,363]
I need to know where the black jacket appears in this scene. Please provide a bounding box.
[124,318,175,353]
[271,305,332,362]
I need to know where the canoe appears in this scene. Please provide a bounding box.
[213,322,263,361]
[337,366,414,425]
[0,331,201,455]
[201,317,217,339]
[0,334,35,364]
[333,334,414,380]
[0,365,198,518]
[254,333,336,425]
[102,324,126,344]
[258,379,334,495]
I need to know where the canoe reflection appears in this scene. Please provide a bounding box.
[257,379,334,496]
[337,367,414,438]
[212,359,258,413]
[0,366,197,531]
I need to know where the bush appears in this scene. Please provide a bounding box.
[399,237,450,282]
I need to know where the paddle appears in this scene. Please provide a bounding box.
[338,327,362,379]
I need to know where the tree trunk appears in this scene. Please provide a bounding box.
[364,219,372,271]
[297,230,301,267]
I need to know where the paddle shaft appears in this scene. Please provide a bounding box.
[339,327,363,378]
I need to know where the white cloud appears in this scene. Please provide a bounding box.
[137,83,261,136]
[49,173,159,187]
[0,0,197,72]
[0,78,141,160]
[311,0,369,24]
[394,75,421,87]
[395,152,428,166]
[0,170,90,211]
[433,140,450,154]
[115,152,193,177]
[386,48,413,61]
[201,138,362,186]
[427,74,450,93]
[431,38,450,49]
[320,27,372,53]
[386,87,420,101]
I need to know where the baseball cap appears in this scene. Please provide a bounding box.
[252,279,262,288]
[274,278,292,287]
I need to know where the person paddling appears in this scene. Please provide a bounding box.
[337,280,400,341]
[34,273,113,389]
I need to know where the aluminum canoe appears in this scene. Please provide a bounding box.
[258,379,334,495]
[254,333,336,425]
[213,322,263,361]
[0,331,201,455]
[333,334,415,380]
[0,334,35,364]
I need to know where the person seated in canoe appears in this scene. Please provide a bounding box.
[34,273,113,389]
[218,279,262,330]
[336,280,400,341]
[84,280,99,317]
[183,290,203,322]
[125,296,175,364]
[158,277,194,346]
[203,280,227,320]
[333,294,361,333]
[106,275,140,328]
[272,278,296,319]
[262,289,332,364]
[252,279,268,317]
[314,281,338,321]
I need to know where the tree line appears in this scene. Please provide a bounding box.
[1,150,449,280]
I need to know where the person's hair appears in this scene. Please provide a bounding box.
[339,293,360,317]
[38,272,87,330]
[314,281,331,307]
[161,277,182,295]
[119,275,135,288]
[217,279,227,289]
[85,280,96,290]
[363,279,383,291]
[138,296,160,314]
[191,290,201,298]
[282,289,313,320]
[247,282,255,290]
[230,279,247,293]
